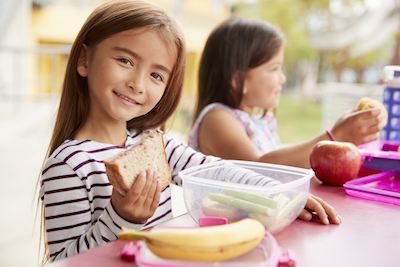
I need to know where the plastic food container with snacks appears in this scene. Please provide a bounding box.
[178,160,314,234]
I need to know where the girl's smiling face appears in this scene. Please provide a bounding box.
[77,27,176,125]
[239,47,286,115]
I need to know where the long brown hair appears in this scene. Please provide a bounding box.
[36,0,186,264]
[193,16,284,122]
[50,0,186,156]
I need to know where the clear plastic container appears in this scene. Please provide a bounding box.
[178,160,313,234]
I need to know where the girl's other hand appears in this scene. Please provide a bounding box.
[111,169,161,223]
[298,194,341,225]
[331,108,385,146]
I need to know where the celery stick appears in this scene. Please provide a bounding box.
[249,212,277,228]
[250,193,307,230]
[276,192,307,222]
[220,189,280,209]
[208,193,278,216]
[273,193,290,209]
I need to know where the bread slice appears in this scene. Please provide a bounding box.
[356,97,388,126]
[104,130,171,196]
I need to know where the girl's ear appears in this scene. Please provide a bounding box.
[242,80,248,95]
[232,70,247,94]
[231,70,239,90]
[77,44,89,77]
[231,76,237,90]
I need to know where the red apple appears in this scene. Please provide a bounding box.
[309,140,361,186]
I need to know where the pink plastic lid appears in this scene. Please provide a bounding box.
[358,140,400,171]
[344,171,400,205]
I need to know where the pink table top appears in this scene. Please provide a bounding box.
[47,177,400,267]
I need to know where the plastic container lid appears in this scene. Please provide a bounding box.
[179,160,314,193]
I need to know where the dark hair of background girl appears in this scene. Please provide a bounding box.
[193,16,284,122]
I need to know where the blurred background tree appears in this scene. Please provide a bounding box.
[231,0,400,87]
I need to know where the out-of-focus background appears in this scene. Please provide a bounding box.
[1,0,400,266]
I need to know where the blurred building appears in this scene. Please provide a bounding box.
[0,0,231,136]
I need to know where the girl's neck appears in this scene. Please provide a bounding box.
[238,103,254,116]
[73,119,128,147]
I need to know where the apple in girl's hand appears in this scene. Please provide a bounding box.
[309,140,361,186]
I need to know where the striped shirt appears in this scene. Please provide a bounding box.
[189,103,280,153]
[40,129,279,261]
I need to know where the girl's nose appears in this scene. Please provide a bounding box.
[280,71,287,84]
[129,72,145,93]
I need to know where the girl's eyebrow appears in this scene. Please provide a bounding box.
[112,46,171,75]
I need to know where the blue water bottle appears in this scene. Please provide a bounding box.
[381,65,400,140]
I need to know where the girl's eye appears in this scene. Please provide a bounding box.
[151,73,163,82]
[271,66,281,72]
[118,58,132,66]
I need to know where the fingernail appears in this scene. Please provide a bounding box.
[324,217,330,224]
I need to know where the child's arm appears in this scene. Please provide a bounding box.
[261,107,386,168]
[198,107,385,169]
[40,158,158,261]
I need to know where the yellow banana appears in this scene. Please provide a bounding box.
[118,218,265,262]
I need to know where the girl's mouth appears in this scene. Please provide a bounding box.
[114,91,140,105]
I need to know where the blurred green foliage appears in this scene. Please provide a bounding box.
[276,91,321,144]
[232,0,393,84]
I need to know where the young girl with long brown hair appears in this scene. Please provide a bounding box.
[37,0,224,262]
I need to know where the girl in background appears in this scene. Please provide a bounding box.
[189,16,386,227]
[190,16,385,170]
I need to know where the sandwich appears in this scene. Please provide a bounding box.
[104,130,171,196]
